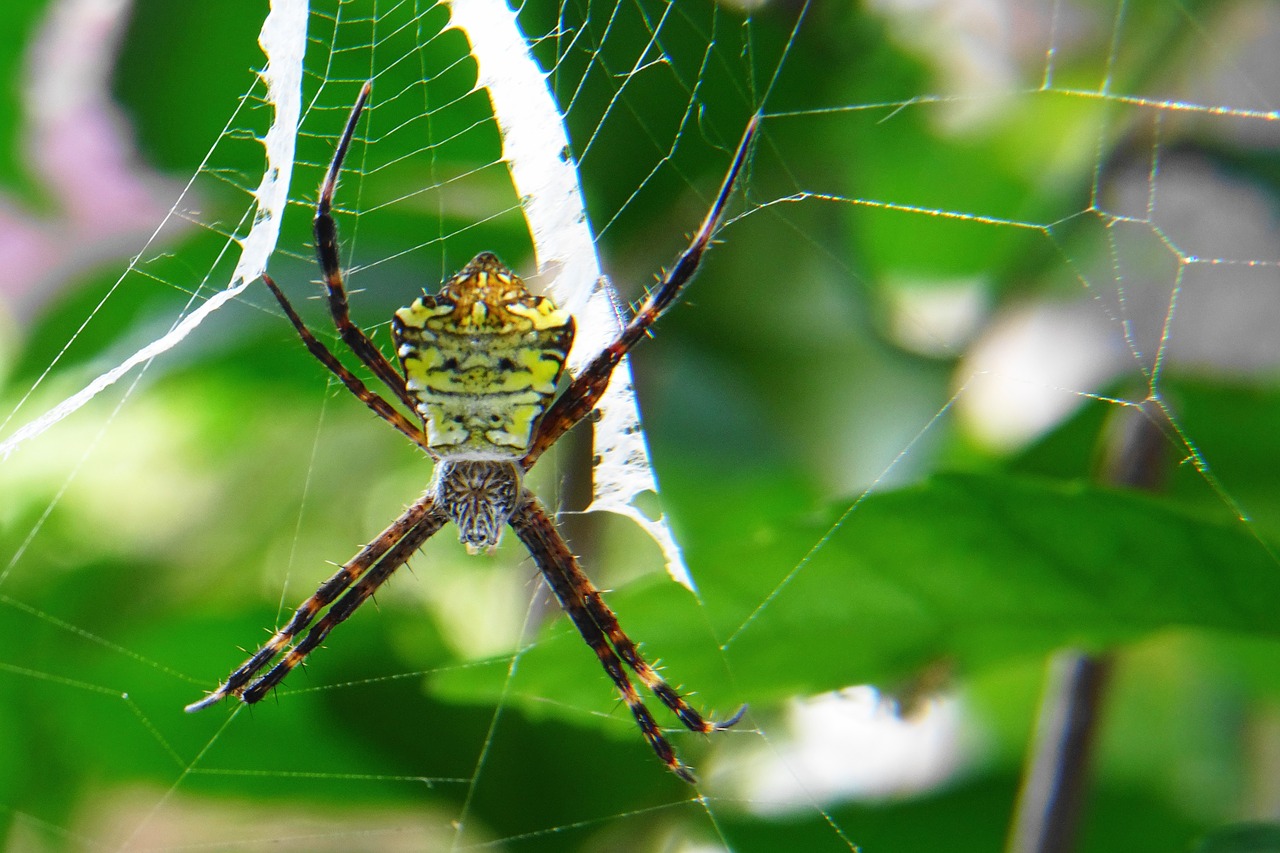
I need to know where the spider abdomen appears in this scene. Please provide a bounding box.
[392,253,574,458]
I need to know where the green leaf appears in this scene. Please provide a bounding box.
[700,472,1280,698]
[438,472,1280,729]
[1191,823,1280,853]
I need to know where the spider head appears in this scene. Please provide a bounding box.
[434,458,522,553]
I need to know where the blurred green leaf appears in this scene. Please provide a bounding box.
[438,471,1280,727]
[1192,824,1280,853]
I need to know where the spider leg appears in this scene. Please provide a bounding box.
[522,114,759,469]
[312,81,422,415]
[186,495,445,712]
[510,494,740,783]
[263,275,431,453]
[240,502,449,704]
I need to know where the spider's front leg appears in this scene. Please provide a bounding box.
[521,114,759,469]
[186,495,447,712]
[239,505,448,703]
[509,494,743,783]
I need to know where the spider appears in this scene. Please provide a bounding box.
[186,81,757,783]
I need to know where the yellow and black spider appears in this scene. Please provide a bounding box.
[186,82,757,783]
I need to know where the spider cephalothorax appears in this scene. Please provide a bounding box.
[187,80,758,783]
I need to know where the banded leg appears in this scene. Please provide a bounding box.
[263,275,431,453]
[241,504,449,703]
[186,495,443,712]
[522,115,759,470]
[558,535,745,734]
[510,494,739,782]
[312,81,421,415]
[261,274,430,448]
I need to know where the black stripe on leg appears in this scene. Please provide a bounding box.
[520,116,758,472]
[240,506,448,704]
[186,495,440,713]
[509,495,703,782]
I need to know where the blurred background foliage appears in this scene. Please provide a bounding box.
[3,0,1280,850]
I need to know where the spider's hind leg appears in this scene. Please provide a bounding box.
[520,114,759,470]
[310,81,421,414]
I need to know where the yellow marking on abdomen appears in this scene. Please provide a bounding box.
[391,253,574,457]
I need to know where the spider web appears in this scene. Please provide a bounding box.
[3,0,1280,850]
